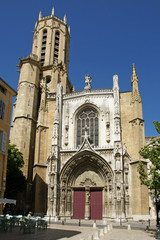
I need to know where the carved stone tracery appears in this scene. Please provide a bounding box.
[80,178,96,187]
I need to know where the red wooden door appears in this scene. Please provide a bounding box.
[73,190,85,219]
[90,190,102,220]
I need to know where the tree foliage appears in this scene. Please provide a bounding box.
[5,143,26,199]
[138,121,160,194]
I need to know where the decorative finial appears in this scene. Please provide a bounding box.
[84,74,92,90]
[64,14,67,24]
[68,26,70,34]
[52,7,54,15]
[72,85,75,92]
[39,11,42,20]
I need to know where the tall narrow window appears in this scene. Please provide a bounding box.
[53,31,60,63]
[40,29,47,66]
[0,99,5,119]
[77,108,99,147]
[0,130,7,152]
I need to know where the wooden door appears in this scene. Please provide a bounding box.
[90,190,102,220]
[73,190,85,219]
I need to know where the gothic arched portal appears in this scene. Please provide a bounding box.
[59,150,114,219]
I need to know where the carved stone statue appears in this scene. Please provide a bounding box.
[84,74,92,90]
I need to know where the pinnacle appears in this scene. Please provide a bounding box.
[132,63,138,82]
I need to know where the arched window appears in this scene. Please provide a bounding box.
[53,31,60,63]
[77,108,98,147]
[41,29,47,66]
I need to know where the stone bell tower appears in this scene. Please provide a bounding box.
[10,8,72,211]
[120,64,149,220]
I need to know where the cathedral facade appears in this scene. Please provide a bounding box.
[10,9,149,220]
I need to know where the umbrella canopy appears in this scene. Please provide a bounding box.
[0,198,16,204]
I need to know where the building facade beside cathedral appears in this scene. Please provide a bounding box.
[10,9,150,220]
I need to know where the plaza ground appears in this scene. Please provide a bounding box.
[0,219,157,240]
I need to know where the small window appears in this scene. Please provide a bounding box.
[0,99,5,119]
[0,85,6,95]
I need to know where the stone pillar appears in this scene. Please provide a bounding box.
[85,187,90,219]
[66,188,71,216]
[104,186,108,217]
[60,188,65,216]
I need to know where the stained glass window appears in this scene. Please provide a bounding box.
[77,108,98,147]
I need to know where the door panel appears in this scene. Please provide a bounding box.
[73,190,85,219]
[90,190,102,220]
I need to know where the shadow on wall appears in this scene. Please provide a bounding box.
[32,173,48,215]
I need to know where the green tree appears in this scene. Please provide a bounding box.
[5,143,26,199]
[138,121,160,225]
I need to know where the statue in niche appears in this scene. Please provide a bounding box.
[115,154,121,171]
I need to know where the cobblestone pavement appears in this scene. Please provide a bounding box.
[0,219,157,240]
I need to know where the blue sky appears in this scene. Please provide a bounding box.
[0,0,160,136]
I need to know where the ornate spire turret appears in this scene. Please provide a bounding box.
[131,64,141,103]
